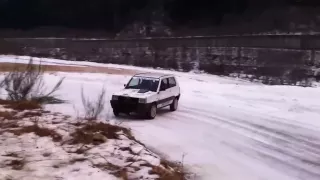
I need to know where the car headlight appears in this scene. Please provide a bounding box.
[139,98,147,103]
[112,95,118,100]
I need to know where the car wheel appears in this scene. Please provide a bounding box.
[113,109,120,117]
[170,98,178,111]
[147,104,157,119]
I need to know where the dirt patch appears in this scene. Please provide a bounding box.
[94,162,129,179]
[0,62,139,75]
[22,111,43,117]
[155,159,187,180]
[0,110,17,120]
[0,99,42,111]
[9,124,62,142]
[69,122,133,145]
[6,159,25,170]
[0,98,190,179]
[3,152,20,158]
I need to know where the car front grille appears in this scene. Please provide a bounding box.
[118,96,139,104]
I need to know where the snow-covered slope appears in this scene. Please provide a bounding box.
[1,56,320,180]
[0,105,181,180]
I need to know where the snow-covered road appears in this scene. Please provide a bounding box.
[46,72,320,180]
[2,56,320,180]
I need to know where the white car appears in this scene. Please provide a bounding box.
[110,72,181,119]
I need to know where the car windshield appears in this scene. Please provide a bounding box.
[125,77,159,92]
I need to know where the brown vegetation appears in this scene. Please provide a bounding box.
[9,124,62,142]
[6,159,25,170]
[3,152,19,158]
[0,62,138,75]
[0,110,17,120]
[69,122,133,145]
[0,105,189,179]
[94,162,129,179]
[156,159,188,180]
[0,60,189,179]
[0,100,42,110]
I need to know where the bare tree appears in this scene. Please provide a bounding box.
[0,58,65,104]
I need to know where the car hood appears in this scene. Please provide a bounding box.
[113,89,157,98]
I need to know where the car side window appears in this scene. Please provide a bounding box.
[160,78,169,91]
[168,77,176,88]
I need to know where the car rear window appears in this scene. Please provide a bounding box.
[168,77,176,88]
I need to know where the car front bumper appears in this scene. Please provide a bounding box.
[110,100,151,114]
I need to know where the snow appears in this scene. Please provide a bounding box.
[1,56,320,180]
[0,55,254,84]
[0,55,87,67]
[0,106,170,180]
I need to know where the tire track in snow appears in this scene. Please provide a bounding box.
[178,104,320,180]
[151,108,290,180]
[37,70,320,180]
[151,106,303,180]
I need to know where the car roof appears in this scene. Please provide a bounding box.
[133,72,174,79]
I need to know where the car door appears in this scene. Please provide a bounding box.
[157,78,171,108]
[168,76,179,97]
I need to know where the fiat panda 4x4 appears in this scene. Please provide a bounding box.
[110,73,180,119]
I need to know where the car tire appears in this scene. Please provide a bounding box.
[170,98,178,111]
[113,109,120,117]
[146,104,157,119]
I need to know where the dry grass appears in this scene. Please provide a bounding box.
[22,111,42,117]
[0,121,19,131]
[150,166,185,180]
[94,162,122,171]
[0,62,138,75]
[7,159,25,170]
[155,159,187,180]
[94,162,128,179]
[69,157,88,164]
[68,122,189,179]
[0,99,42,110]
[0,110,19,132]
[119,146,140,156]
[0,110,17,120]
[0,93,189,179]
[115,169,129,180]
[147,159,187,180]
[42,152,51,157]
[9,124,62,142]
[69,122,133,145]
[3,152,19,158]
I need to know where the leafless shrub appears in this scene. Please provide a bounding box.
[0,58,65,104]
[81,87,106,120]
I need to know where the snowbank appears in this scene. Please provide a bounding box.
[0,104,186,180]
